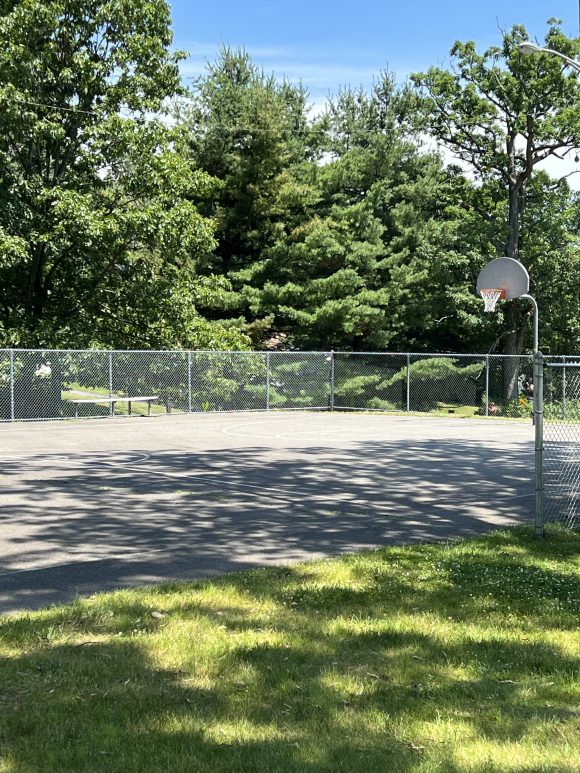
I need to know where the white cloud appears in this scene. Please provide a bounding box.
[177,40,409,101]
[535,152,580,190]
[420,134,580,191]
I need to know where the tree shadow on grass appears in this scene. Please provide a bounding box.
[1,530,578,772]
[0,636,424,772]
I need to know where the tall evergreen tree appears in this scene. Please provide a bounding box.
[252,77,492,351]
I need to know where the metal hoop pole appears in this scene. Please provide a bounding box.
[533,350,544,538]
[520,294,539,354]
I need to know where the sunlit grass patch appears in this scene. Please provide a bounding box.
[1,527,579,772]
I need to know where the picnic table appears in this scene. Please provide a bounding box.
[70,395,159,418]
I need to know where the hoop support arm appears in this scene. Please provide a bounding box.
[520,294,538,354]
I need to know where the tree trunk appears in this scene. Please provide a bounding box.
[502,172,527,399]
[507,184,520,258]
[502,305,527,400]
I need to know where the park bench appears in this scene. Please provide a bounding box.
[70,395,159,419]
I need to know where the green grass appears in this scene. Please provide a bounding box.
[362,409,528,421]
[431,403,481,417]
[63,383,111,397]
[1,528,579,772]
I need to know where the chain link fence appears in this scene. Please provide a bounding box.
[0,348,562,422]
[543,359,580,529]
[3,347,578,532]
[331,352,540,418]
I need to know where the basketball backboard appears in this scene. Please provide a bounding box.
[476,257,529,300]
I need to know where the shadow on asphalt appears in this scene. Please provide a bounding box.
[0,438,533,612]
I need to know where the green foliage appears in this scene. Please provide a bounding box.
[0,1,248,350]
[264,82,451,351]
[189,351,268,411]
[269,354,331,407]
[386,357,484,411]
[184,58,481,351]
[412,21,580,355]
[333,374,381,399]
[183,39,580,355]
[544,399,580,421]
[1,12,580,355]
[486,396,533,419]
[386,356,483,384]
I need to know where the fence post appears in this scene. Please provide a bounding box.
[485,355,490,417]
[9,349,14,421]
[406,353,411,412]
[562,355,567,419]
[534,350,544,538]
[108,351,113,416]
[188,351,192,412]
[329,351,335,412]
[266,352,270,411]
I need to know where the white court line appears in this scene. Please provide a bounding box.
[0,418,148,433]
[220,416,405,442]
[0,411,533,436]
[220,416,533,442]
[3,451,326,503]
[0,448,534,505]
[0,451,150,460]
[0,451,151,471]
[0,464,533,579]
[0,412,256,433]
[8,458,534,505]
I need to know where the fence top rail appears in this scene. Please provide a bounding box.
[3,348,328,355]
[546,361,580,368]
[341,352,533,358]
[1,348,576,358]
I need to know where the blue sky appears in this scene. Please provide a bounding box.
[169,0,580,107]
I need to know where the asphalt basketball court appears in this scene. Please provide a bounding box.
[0,411,534,613]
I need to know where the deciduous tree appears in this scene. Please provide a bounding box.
[0,0,246,349]
[413,20,580,355]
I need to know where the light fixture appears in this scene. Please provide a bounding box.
[518,41,543,56]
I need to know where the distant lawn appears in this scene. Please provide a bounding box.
[1,528,579,772]
[431,403,481,417]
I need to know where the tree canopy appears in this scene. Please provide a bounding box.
[0,0,247,349]
[1,9,579,355]
[412,20,580,353]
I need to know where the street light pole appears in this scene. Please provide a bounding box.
[517,37,579,538]
[518,38,577,357]
[519,41,580,73]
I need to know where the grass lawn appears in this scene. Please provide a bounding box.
[431,403,481,418]
[1,528,579,772]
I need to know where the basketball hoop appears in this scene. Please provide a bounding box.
[480,288,505,312]
[477,258,528,313]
